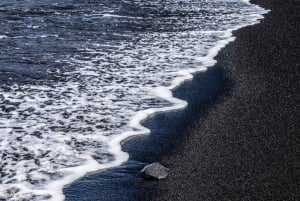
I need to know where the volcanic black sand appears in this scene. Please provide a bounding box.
[64,0,300,200]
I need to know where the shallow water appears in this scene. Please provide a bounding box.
[0,1,266,200]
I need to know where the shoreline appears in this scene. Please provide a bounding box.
[64,0,300,200]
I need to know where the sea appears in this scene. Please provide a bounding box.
[0,0,266,200]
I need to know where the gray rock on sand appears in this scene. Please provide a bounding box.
[141,162,170,180]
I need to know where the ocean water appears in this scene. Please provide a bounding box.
[0,0,267,200]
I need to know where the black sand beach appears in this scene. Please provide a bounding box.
[64,0,300,200]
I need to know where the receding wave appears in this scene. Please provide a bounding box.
[0,0,267,200]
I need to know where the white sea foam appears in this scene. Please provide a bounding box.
[102,13,143,19]
[0,0,268,200]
